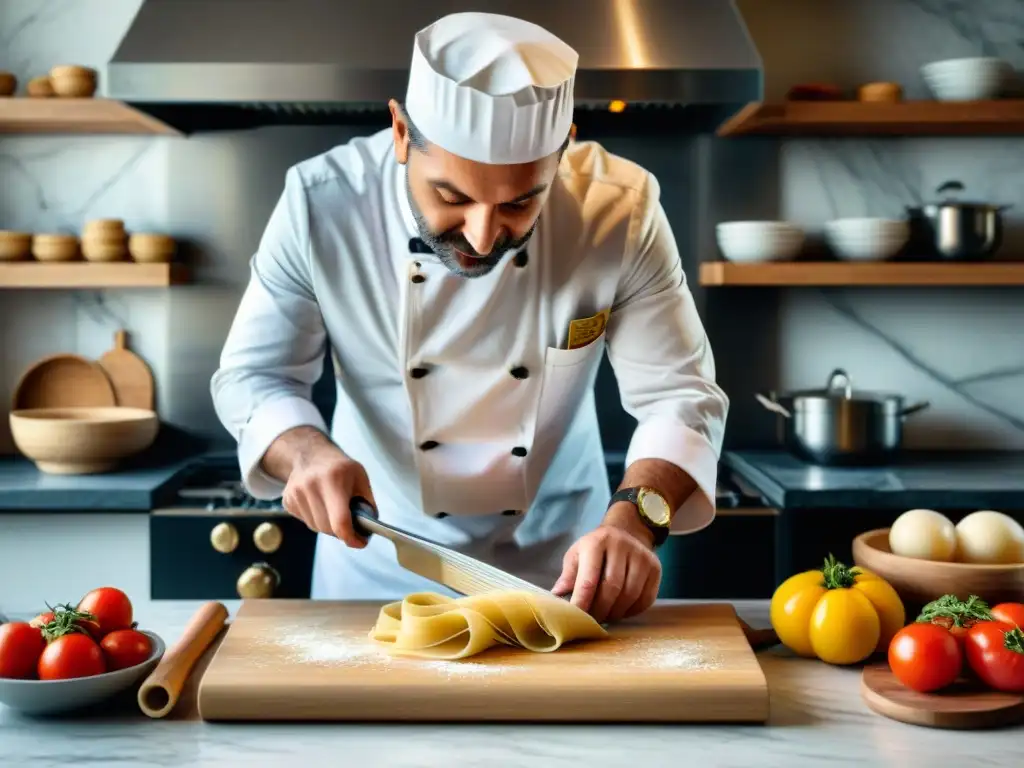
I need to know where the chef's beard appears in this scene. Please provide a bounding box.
[405,176,536,278]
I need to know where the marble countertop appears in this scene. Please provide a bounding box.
[2,599,1020,766]
[724,449,1024,511]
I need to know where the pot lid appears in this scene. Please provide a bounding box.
[786,369,904,405]
[919,180,1008,210]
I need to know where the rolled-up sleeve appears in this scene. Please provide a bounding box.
[606,172,729,534]
[210,167,329,499]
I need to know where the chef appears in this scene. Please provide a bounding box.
[211,11,729,624]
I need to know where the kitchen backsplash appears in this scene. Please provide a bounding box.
[1,0,1023,457]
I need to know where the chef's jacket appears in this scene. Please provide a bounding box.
[211,127,729,600]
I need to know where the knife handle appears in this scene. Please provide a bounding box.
[349,496,379,539]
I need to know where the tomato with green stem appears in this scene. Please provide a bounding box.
[965,622,1024,693]
[37,633,106,680]
[916,594,993,647]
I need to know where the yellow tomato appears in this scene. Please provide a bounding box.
[770,555,906,665]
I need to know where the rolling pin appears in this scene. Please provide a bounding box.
[137,601,228,718]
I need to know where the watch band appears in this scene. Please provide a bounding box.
[609,487,670,547]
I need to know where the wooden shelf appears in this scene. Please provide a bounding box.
[0,98,180,135]
[0,262,189,288]
[716,100,1024,137]
[699,261,1024,287]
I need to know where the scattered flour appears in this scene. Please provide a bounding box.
[256,625,512,679]
[612,638,722,671]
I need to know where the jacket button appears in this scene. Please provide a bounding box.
[410,367,430,378]
[510,366,529,380]
[419,440,440,451]
[511,446,528,457]
[435,511,449,518]
[411,274,426,284]
[502,509,520,516]
[513,251,528,268]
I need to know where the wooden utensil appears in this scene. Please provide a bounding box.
[138,601,229,718]
[197,599,770,723]
[12,353,116,410]
[97,329,154,410]
[861,662,1024,729]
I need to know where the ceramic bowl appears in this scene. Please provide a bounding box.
[852,528,1024,611]
[9,407,159,475]
[715,221,805,263]
[921,57,1012,101]
[824,218,910,261]
[0,631,164,716]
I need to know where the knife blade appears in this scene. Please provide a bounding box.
[349,498,551,598]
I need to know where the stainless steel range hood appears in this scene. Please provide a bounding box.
[106,0,763,134]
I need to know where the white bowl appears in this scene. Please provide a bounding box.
[0,631,164,716]
[921,57,1012,101]
[715,221,805,263]
[824,218,910,261]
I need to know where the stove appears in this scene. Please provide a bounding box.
[149,456,317,602]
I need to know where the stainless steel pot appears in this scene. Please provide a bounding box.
[755,369,929,466]
[905,180,1011,260]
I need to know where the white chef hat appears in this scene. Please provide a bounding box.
[404,12,578,165]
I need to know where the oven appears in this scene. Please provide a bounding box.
[149,456,317,600]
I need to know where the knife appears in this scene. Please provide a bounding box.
[349,497,552,598]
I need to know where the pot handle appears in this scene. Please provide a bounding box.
[755,393,791,419]
[900,401,930,417]
[826,368,852,399]
[936,180,965,197]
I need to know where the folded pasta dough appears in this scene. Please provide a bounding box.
[368,590,609,660]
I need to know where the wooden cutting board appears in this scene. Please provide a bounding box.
[861,663,1024,729]
[197,600,770,723]
[97,329,154,410]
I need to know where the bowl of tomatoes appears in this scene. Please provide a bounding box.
[0,586,164,716]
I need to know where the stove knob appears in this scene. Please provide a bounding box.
[236,562,280,599]
[210,522,239,554]
[253,521,283,554]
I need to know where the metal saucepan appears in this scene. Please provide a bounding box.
[905,180,1012,260]
[755,369,929,466]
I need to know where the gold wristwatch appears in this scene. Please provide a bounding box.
[609,486,671,547]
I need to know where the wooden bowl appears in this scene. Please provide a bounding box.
[852,528,1024,610]
[81,235,128,262]
[27,76,54,98]
[82,219,126,237]
[49,65,97,98]
[128,233,176,263]
[9,406,159,475]
[31,234,80,262]
[0,231,32,261]
[0,71,16,97]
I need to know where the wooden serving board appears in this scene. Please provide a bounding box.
[97,329,154,410]
[861,663,1024,729]
[197,600,770,723]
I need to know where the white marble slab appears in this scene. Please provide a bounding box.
[1,600,1020,767]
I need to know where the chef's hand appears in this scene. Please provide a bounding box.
[274,429,376,549]
[551,504,662,624]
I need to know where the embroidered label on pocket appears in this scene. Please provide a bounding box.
[566,308,610,350]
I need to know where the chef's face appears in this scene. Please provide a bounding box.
[390,100,562,278]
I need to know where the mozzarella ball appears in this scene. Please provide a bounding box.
[888,508,957,561]
[954,510,1024,564]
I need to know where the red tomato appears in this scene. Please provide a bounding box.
[77,587,133,637]
[0,622,46,679]
[965,621,1024,693]
[100,629,152,671]
[29,611,54,629]
[888,623,963,692]
[991,603,1024,629]
[37,633,106,680]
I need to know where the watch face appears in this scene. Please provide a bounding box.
[638,490,671,526]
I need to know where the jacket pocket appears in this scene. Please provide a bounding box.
[525,331,607,496]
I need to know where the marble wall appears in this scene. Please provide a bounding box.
[1,0,1023,458]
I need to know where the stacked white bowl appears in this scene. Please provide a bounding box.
[921,57,1012,101]
[715,221,805,263]
[824,218,910,261]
